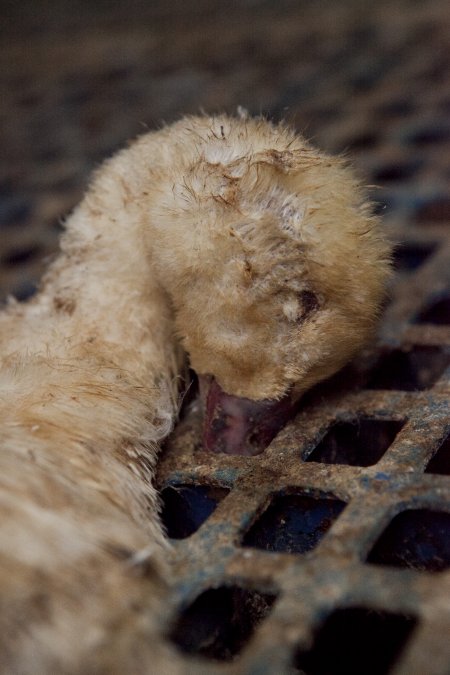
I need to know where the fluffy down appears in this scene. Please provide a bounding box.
[0,114,391,672]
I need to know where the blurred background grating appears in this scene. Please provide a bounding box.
[1,0,450,673]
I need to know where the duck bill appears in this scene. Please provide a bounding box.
[200,376,296,456]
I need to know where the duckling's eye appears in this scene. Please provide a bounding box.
[297,290,319,323]
[282,290,319,323]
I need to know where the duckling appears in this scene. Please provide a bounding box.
[0,114,391,673]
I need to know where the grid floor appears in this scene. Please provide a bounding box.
[1,1,449,672]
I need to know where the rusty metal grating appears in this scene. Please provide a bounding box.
[157,337,450,673]
[1,0,450,673]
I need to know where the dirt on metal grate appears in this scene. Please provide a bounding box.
[1,0,450,673]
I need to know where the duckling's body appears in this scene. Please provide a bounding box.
[0,115,391,672]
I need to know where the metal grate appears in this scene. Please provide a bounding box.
[1,1,450,673]
[157,338,450,673]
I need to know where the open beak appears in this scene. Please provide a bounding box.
[200,375,296,456]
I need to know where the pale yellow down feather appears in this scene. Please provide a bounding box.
[0,115,391,673]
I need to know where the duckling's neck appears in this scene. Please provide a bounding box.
[13,144,178,370]
[0,144,184,443]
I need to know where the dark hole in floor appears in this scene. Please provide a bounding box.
[160,484,229,539]
[63,87,96,108]
[293,607,416,675]
[349,71,380,93]
[343,131,379,151]
[100,65,133,83]
[347,25,377,45]
[306,418,404,467]
[376,98,414,118]
[413,295,450,325]
[0,196,32,227]
[415,196,450,223]
[367,509,450,572]
[2,244,42,267]
[392,242,435,272]
[425,434,450,478]
[169,586,276,661]
[366,346,450,391]
[425,433,450,475]
[301,363,367,405]
[242,493,346,554]
[408,125,450,146]
[373,160,419,183]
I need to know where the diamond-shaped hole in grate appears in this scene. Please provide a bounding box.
[367,509,450,572]
[367,346,450,391]
[169,586,277,661]
[160,484,229,539]
[425,433,450,475]
[305,418,404,467]
[373,159,421,184]
[414,295,450,325]
[392,242,435,272]
[2,244,43,267]
[341,131,379,151]
[242,493,346,554]
[408,125,450,146]
[293,607,417,675]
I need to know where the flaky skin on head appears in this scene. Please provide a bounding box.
[0,114,391,673]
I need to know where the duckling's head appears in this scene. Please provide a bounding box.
[150,115,391,454]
